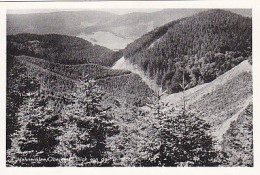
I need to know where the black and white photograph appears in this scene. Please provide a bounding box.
[4,2,255,168]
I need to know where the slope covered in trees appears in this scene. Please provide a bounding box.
[7,58,222,166]
[13,56,153,106]
[7,56,252,166]
[124,9,252,93]
[7,33,122,66]
[16,55,131,80]
[7,74,119,166]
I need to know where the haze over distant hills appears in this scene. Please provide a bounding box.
[7,9,251,50]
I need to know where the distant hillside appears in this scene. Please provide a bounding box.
[7,9,205,38]
[124,9,252,93]
[90,9,206,40]
[7,11,118,36]
[7,9,251,50]
[7,9,205,49]
[7,9,251,38]
[7,34,122,66]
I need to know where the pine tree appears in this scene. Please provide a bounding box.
[6,56,40,150]
[55,75,118,166]
[139,70,218,166]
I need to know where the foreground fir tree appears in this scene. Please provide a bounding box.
[7,89,62,167]
[6,55,40,150]
[138,71,218,166]
[55,75,118,166]
[138,91,218,166]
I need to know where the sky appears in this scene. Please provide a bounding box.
[7,9,163,15]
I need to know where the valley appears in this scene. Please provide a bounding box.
[77,31,133,50]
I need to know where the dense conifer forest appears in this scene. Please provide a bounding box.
[7,34,123,66]
[6,58,220,166]
[124,9,252,93]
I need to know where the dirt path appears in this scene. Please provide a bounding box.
[213,95,252,141]
[112,56,160,92]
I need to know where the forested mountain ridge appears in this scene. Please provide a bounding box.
[7,33,122,66]
[124,9,251,58]
[124,9,252,93]
[87,9,207,40]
